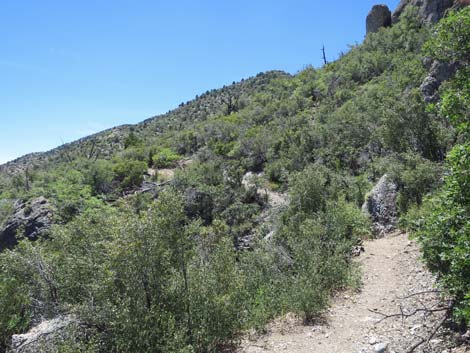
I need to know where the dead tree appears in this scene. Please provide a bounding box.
[369,291,455,353]
[322,45,328,65]
[221,91,239,115]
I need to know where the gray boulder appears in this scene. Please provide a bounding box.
[366,5,392,34]
[0,197,53,251]
[392,0,454,24]
[11,315,83,353]
[362,175,398,237]
[420,60,459,102]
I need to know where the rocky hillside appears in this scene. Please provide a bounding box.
[0,1,469,352]
[0,71,289,175]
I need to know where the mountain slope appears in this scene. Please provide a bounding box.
[0,2,468,353]
[0,71,290,175]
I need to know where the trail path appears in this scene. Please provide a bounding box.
[240,233,468,353]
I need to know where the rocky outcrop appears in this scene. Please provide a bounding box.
[366,5,392,34]
[392,0,455,24]
[0,197,53,251]
[11,316,83,353]
[420,60,459,102]
[362,175,398,237]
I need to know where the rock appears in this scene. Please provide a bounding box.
[241,171,258,190]
[264,230,275,241]
[362,175,397,237]
[461,329,470,342]
[366,5,392,34]
[374,342,389,353]
[352,245,365,256]
[0,197,53,251]
[420,60,459,102]
[392,0,454,24]
[11,315,83,353]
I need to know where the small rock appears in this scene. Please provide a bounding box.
[374,342,388,353]
[369,336,378,345]
[462,329,470,341]
[410,324,422,334]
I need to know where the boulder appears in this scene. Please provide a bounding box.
[362,175,398,237]
[392,0,455,24]
[420,60,459,102]
[11,315,83,353]
[0,197,53,251]
[366,5,392,34]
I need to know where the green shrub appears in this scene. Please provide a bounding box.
[152,148,182,168]
[413,8,470,325]
[414,144,470,324]
[113,159,147,190]
[0,200,13,228]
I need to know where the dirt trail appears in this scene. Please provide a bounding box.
[240,233,468,353]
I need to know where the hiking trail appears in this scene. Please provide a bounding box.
[239,232,468,353]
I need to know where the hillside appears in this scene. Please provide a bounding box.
[0,71,289,175]
[0,1,469,353]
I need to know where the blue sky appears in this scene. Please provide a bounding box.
[0,0,399,164]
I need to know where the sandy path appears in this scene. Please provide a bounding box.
[239,232,467,353]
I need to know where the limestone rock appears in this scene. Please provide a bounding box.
[367,5,392,34]
[0,196,53,251]
[392,0,455,24]
[420,60,459,102]
[362,175,398,237]
[11,315,83,353]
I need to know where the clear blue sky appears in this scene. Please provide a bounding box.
[0,0,400,164]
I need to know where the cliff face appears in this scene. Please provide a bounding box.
[392,0,455,24]
[366,0,461,35]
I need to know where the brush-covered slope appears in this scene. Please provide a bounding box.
[0,71,289,175]
[0,3,468,353]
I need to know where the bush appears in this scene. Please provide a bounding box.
[278,197,369,322]
[152,148,182,168]
[0,200,13,228]
[413,8,470,326]
[113,159,147,190]
[415,143,470,324]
